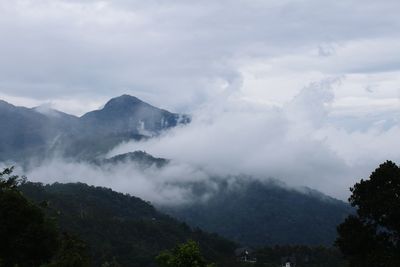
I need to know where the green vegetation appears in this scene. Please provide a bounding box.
[156,240,216,267]
[0,167,90,267]
[94,151,169,168]
[43,233,91,267]
[1,166,352,267]
[163,179,352,246]
[0,167,59,267]
[1,167,236,266]
[336,161,400,266]
[20,181,236,266]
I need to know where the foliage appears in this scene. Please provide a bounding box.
[156,240,216,267]
[100,258,122,267]
[0,167,59,267]
[336,160,400,266]
[43,233,91,267]
[96,151,169,169]
[164,179,352,246]
[20,182,236,267]
[0,166,26,189]
[0,167,92,267]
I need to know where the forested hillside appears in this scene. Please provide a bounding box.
[20,182,235,267]
[162,179,352,246]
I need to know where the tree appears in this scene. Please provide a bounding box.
[43,233,91,267]
[336,161,400,267]
[0,167,59,267]
[0,166,26,190]
[156,240,216,267]
[101,258,122,267]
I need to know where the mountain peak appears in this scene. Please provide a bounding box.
[79,94,185,137]
[103,95,145,110]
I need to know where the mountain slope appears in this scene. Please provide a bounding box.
[58,95,189,160]
[0,95,189,163]
[0,100,78,162]
[80,95,190,136]
[161,178,353,247]
[20,182,236,267]
[94,151,169,169]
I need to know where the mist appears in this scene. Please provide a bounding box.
[13,79,398,204]
[108,79,400,200]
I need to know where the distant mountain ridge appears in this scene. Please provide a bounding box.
[161,178,352,247]
[0,100,77,162]
[80,95,189,136]
[93,151,169,169]
[0,95,190,163]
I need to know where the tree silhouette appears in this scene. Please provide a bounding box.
[43,232,91,267]
[0,167,59,267]
[336,161,400,267]
[156,240,216,267]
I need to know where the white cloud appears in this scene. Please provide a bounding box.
[0,0,399,115]
[0,0,399,202]
[11,78,399,203]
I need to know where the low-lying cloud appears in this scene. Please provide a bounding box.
[17,78,399,204]
[0,1,399,205]
[24,158,213,205]
[105,79,400,200]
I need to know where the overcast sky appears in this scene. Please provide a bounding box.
[1,1,400,200]
[0,0,399,115]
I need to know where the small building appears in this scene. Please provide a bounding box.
[281,256,296,267]
[235,247,257,263]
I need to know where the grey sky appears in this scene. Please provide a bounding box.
[0,0,399,115]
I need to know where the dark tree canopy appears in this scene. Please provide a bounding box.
[336,160,400,267]
[156,240,216,267]
[0,167,59,267]
[0,167,26,190]
[163,179,352,247]
[0,168,94,267]
[20,182,235,267]
[43,232,91,267]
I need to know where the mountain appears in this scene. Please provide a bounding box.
[94,151,169,169]
[32,104,79,123]
[1,95,351,250]
[18,180,349,267]
[19,182,237,267]
[80,95,190,137]
[0,100,77,163]
[58,95,190,160]
[161,178,353,247]
[0,95,189,163]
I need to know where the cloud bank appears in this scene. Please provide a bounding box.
[0,1,399,203]
[105,79,357,200]
[20,79,397,203]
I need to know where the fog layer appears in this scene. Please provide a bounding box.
[18,79,399,203]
